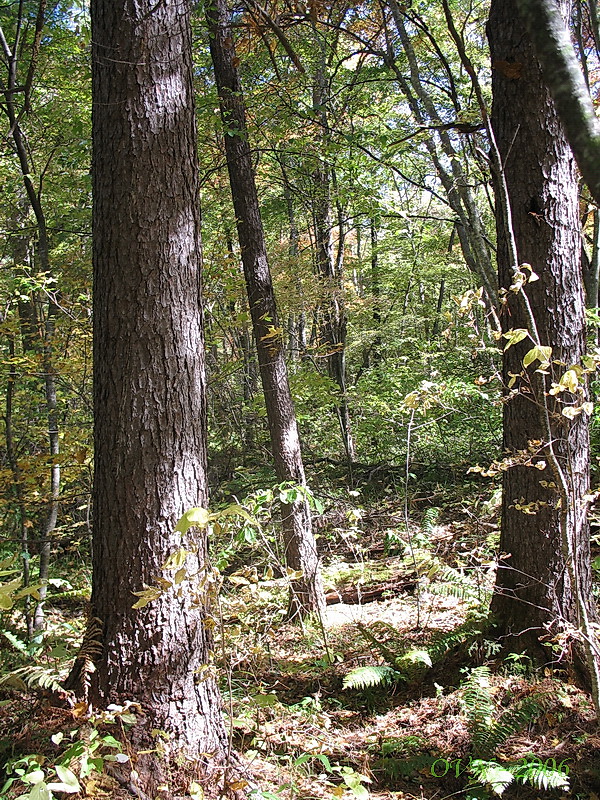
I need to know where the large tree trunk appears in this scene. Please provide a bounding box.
[87,0,229,792]
[489,0,595,665]
[207,0,325,619]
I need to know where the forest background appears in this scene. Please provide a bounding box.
[2,0,600,798]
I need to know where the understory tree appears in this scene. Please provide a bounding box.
[206,0,324,618]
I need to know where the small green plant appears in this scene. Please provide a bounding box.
[459,667,567,797]
[342,665,400,690]
[503,652,532,676]
[1,704,135,799]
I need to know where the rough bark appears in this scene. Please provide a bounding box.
[489,0,595,663]
[206,0,325,619]
[88,0,229,792]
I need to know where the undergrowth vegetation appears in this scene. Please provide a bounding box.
[1,484,599,799]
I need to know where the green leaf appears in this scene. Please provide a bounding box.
[28,782,52,800]
[23,770,45,785]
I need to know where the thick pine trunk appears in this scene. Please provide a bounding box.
[489,0,594,661]
[88,0,229,792]
[207,0,324,619]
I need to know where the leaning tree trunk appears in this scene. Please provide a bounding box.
[207,0,325,619]
[84,0,229,792]
[489,0,595,665]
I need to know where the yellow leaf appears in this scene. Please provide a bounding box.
[260,326,283,341]
[523,344,552,368]
[72,701,90,718]
[175,507,209,534]
[132,586,162,608]
[174,568,187,585]
[561,369,579,392]
[561,406,582,420]
[502,328,530,350]
[163,548,189,570]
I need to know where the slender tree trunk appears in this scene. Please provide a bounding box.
[311,50,355,465]
[431,279,446,339]
[83,0,230,791]
[489,0,596,669]
[384,0,498,309]
[0,30,60,632]
[582,207,600,308]
[371,218,382,363]
[5,333,33,639]
[207,0,324,618]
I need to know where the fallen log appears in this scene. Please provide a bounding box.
[325,577,417,606]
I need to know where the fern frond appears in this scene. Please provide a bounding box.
[427,563,484,602]
[469,759,513,796]
[510,760,570,792]
[1,630,29,654]
[0,664,63,693]
[461,668,548,758]
[343,665,400,690]
[421,507,440,535]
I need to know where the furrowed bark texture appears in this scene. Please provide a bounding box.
[90,0,228,790]
[489,0,594,658]
[207,0,324,618]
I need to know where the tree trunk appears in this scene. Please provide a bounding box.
[385,0,498,310]
[1,13,61,634]
[87,0,229,792]
[311,51,355,465]
[207,0,325,619]
[489,0,595,665]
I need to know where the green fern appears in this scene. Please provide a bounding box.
[468,756,570,797]
[469,759,514,796]
[0,664,63,693]
[461,667,547,759]
[427,563,486,603]
[342,665,400,690]
[421,507,440,535]
[1,630,29,654]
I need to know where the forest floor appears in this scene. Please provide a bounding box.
[216,502,600,800]
[1,497,600,800]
